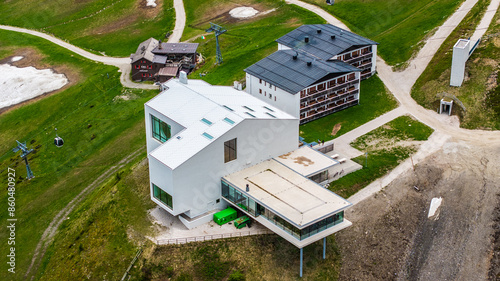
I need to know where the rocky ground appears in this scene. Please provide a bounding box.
[336,139,500,281]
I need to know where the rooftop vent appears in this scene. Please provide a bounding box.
[292,54,298,60]
[307,61,312,66]
[179,71,188,84]
[317,29,322,34]
[304,36,309,43]
[331,35,336,40]
[158,40,162,49]
[246,184,250,192]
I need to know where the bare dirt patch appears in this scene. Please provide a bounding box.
[331,123,342,136]
[336,141,500,280]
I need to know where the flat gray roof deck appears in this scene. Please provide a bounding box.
[223,159,351,228]
[274,146,338,177]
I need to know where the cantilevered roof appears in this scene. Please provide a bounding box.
[276,24,378,61]
[244,49,359,94]
[152,43,199,54]
[130,38,159,63]
[147,79,295,169]
[274,146,338,177]
[223,159,351,229]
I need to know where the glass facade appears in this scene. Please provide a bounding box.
[309,170,328,183]
[151,115,171,143]
[221,180,344,241]
[153,183,173,209]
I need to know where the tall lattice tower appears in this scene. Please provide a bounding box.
[206,22,227,64]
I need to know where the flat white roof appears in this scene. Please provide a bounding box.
[147,79,295,169]
[454,39,470,49]
[274,146,338,177]
[223,159,351,229]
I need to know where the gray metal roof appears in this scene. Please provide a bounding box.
[276,24,378,61]
[130,38,159,63]
[244,49,360,94]
[152,55,168,64]
[152,43,199,54]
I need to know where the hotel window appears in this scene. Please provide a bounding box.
[224,138,237,163]
[348,73,356,81]
[151,115,171,143]
[259,79,262,84]
[259,89,262,94]
[153,184,173,209]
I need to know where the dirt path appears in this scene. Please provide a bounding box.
[337,142,500,281]
[24,147,145,280]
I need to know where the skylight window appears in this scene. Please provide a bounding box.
[223,105,234,111]
[266,112,276,118]
[245,112,256,118]
[201,118,212,125]
[243,106,255,112]
[202,132,214,140]
[264,106,275,112]
[223,117,235,125]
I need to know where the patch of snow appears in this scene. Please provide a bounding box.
[146,0,157,7]
[11,56,24,62]
[0,64,68,109]
[428,197,443,218]
[229,7,259,18]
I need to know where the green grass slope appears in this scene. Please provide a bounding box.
[0,29,156,281]
[0,0,175,57]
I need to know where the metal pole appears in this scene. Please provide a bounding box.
[323,237,326,259]
[300,248,303,277]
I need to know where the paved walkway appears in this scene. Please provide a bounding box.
[471,0,500,42]
[168,0,186,43]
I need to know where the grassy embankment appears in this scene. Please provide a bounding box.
[412,0,500,129]
[329,116,434,198]
[304,0,464,67]
[0,29,157,281]
[0,0,175,57]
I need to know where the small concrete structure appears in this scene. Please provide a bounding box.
[440,98,454,115]
[450,39,470,87]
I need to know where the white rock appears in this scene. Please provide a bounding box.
[11,56,24,62]
[146,0,157,7]
[428,197,442,218]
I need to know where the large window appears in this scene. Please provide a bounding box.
[151,115,171,143]
[224,138,237,163]
[153,184,173,209]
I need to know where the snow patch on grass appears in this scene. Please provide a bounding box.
[229,7,259,18]
[146,0,157,7]
[0,64,68,109]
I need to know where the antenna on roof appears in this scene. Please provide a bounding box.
[158,39,162,49]
[12,140,35,180]
[205,22,227,64]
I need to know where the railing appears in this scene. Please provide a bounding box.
[300,100,359,124]
[300,89,359,112]
[155,229,273,245]
[341,52,372,64]
[302,80,359,102]
[317,143,334,154]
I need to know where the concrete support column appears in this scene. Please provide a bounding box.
[300,248,303,277]
[323,237,326,259]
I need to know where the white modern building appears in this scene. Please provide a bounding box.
[245,24,378,124]
[145,76,352,276]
